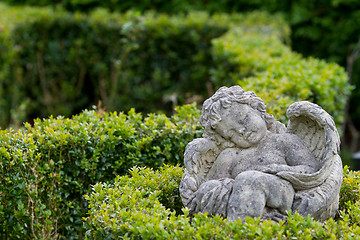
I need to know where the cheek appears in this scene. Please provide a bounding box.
[248,116,266,131]
[258,119,267,132]
[247,116,267,140]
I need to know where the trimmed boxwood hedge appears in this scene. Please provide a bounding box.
[0,3,351,128]
[0,105,201,239]
[1,104,359,239]
[0,3,354,239]
[84,165,360,239]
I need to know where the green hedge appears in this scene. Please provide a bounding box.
[0,4,354,238]
[0,3,351,129]
[84,165,360,239]
[211,27,351,123]
[2,104,359,239]
[0,5,229,127]
[0,0,245,13]
[0,104,201,239]
[2,0,356,68]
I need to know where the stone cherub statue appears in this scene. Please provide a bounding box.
[179,86,343,222]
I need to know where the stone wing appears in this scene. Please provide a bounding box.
[183,138,219,184]
[180,138,219,208]
[286,101,340,165]
[285,101,343,220]
[279,101,341,190]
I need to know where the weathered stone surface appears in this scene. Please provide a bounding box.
[179,86,343,221]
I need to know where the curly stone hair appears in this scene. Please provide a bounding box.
[199,86,275,146]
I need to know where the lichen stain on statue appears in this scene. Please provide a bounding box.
[179,86,343,222]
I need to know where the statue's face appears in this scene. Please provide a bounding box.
[214,103,267,148]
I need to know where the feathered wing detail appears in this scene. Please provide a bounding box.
[179,138,219,210]
[283,101,342,220]
[286,101,340,164]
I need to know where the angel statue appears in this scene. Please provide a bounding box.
[179,86,343,222]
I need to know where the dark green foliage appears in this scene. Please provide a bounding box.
[0,4,351,129]
[0,0,295,14]
[0,1,357,68]
[211,26,351,124]
[0,5,229,127]
[84,165,360,239]
[3,0,358,134]
[249,1,360,132]
[0,4,355,238]
[1,0,356,70]
[339,166,360,212]
[0,104,201,239]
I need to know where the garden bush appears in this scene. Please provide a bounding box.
[84,165,360,239]
[1,104,359,239]
[1,1,358,122]
[0,3,354,239]
[0,104,201,239]
[0,3,351,129]
[0,5,229,127]
[211,27,350,124]
[0,0,255,13]
[2,0,356,72]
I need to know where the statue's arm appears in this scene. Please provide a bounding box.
[256,133,320,175]
[282,133,320,171]
[255,163,316,175]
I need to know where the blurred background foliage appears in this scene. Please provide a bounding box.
[0,5,350,129]
[1,0,358,153]
[0,1,359,238]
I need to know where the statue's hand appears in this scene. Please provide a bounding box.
[262,208,287,222]
[292,190,321,216]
